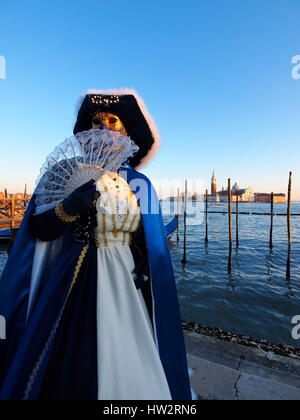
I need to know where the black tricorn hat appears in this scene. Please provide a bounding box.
[74,89,160,169]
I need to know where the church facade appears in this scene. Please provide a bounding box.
[207,171,255,203]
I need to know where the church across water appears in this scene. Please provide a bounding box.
[207,171,286,203]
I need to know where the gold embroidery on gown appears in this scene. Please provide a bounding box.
[96,172,141,248]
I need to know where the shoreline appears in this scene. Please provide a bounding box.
[183,321,300,361]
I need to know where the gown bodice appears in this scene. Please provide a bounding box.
[95,172,141,248]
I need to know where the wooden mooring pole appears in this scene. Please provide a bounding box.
[286,172,292,279]
[269,192,274,249]
[236,194,239,248]
[181,180,188,264]
[205,189,208,244]
[287,172,292,247]
[10,198,15,229]
[286,247,291,280]
[228,179,233,244]
[228,179,233,272]
[177,188,180,242]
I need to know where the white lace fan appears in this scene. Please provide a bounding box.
[34,129,139,215]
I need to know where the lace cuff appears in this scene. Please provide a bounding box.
[55,202,79,223]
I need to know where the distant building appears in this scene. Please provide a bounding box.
[192,193,201,202]
[164,193,196,202]
[207,171,254,202]
[218,187,254,203]
[218,182,254,202]
[211,170,217,196]
[206,171,287,203]
[218,187,254,202]
[254,193,286,203]
[207,170,220,202]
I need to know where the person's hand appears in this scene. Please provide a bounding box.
[63,179,100,216]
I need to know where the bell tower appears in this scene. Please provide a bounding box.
[211,170,217,196]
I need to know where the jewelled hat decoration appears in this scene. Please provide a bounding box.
[73,89,160,169]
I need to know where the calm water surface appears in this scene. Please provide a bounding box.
[0,202,299,347]
[162,201,300,347]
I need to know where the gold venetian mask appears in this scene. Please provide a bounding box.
[92,112,127,136]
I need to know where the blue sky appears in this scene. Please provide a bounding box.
[0,0,299,199]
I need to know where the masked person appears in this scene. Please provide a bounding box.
[0,90,192,400]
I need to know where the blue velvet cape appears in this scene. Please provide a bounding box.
[0,167,191,400]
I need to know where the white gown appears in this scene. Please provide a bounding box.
[95,172,172,400]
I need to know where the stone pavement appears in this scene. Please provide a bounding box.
[184,331,300,400]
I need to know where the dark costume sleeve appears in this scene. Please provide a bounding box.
[30,208,71,242]
[131,223,150,287]
[30,179,98,242]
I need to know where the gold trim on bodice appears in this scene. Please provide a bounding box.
[95,172,141,248]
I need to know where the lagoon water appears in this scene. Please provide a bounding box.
[0,202,299,347]
[162,201,300,347]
